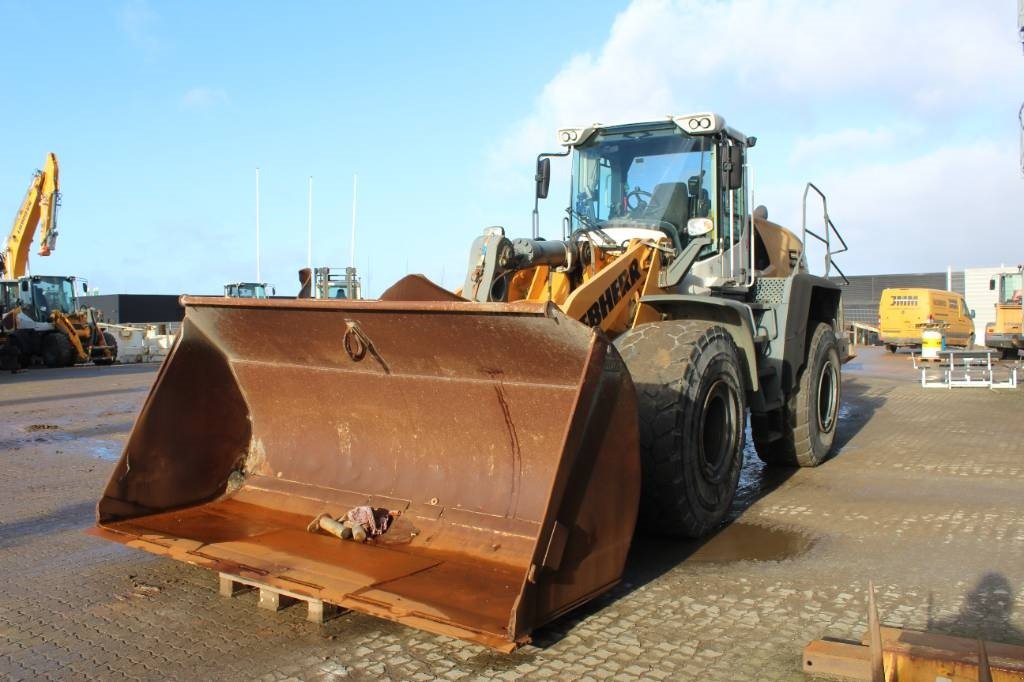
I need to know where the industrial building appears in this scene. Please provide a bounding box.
[835,266,1017,346]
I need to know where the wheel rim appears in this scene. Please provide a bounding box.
[816,360,839,434]
[700,379,739,483]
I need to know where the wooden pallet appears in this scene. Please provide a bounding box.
[218,572,345,624]
[804,627,1024,680]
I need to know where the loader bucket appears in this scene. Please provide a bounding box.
[94,290,640,650]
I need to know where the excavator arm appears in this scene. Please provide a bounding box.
[2,153,60,280]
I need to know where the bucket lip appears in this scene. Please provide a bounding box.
[179,296,556,317]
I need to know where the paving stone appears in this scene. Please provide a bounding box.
[1,353,1023,679]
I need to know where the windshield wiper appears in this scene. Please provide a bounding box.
[566,208,620,248]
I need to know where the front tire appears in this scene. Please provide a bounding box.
[93,331,118,366]
[615,321,746,538]
[41,333,75,368]
[752,322,841,467]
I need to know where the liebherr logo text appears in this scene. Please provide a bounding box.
[582,259,642,327]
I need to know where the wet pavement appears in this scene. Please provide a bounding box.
[1,348,1023,680]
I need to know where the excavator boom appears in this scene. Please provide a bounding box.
[3,153,59,280]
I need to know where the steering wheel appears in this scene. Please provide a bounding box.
[625,187,652,212]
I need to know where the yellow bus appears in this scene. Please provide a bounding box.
[878,288,975,352]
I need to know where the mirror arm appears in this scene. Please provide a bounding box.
[532,149,571,239]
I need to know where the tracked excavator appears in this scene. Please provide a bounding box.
[94,113,848,650]
[0,153,116,369]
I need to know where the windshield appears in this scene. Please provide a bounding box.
[570,125,715,237]
[328,285,349,299]
[226,284,267,298]
[999,273,1023,304]
[26,277,76,318]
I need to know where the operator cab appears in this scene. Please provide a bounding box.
[224,282,273,299]
[17,275,77,323]
[557,114,749,273]
[993,272,1023,305]
[547,114,754,289]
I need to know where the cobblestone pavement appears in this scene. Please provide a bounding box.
[1,349,1023,680]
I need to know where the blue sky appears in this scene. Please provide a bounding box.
[2,0,1022,296]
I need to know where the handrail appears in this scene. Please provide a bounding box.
[801,182,849,284]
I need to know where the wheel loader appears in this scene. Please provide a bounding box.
[0,275,117,369]
[93,112,847,651]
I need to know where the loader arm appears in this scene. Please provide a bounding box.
[559,241,661,335]
[2,153,59,280]
[50,310,90,364]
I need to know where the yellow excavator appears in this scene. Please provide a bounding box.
[0,153,116,369]
[94,113,848,650]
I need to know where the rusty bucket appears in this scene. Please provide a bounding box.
[94,287,640,650]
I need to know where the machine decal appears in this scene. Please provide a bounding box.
[582,258,642,327]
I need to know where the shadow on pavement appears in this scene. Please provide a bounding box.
[530,373,883,650]
[0,363,159,386]
[0,385,149,409]
[832,376,888,453]
[0,500,96,549]
[929,573,1024,646]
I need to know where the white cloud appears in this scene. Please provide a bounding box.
[181,87,230,110]
[789,127,901,165]
[754,140,1023,276]
[118,0,162,55]
[487,0,1024,273]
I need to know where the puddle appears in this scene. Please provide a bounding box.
[732,423,790,510]
[686,522,815,563]
[58,439,123,462]
[12,429,124,462]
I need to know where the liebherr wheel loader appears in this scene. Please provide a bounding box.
[94,112,847,651]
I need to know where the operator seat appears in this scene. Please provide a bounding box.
[644,182,690,230]
[641,182,690,250]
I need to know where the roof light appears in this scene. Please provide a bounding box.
[672,112,726,135]
[557,126,599,147]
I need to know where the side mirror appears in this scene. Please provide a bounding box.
[20,281,28,292]
[989,279,996,290]
[82,282,88,293]
[535,158,551,200]
[723,144,743,190]
[970,309,976,318]
[271,287,276,296]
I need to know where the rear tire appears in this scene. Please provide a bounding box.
[93,331,118,366]
[615,321,746,538]
[885,344,897,353]
[41,333,75,368]
[0,339,20,371]
[752,322,841,467]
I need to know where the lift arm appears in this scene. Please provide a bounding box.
[2,153,60,280]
